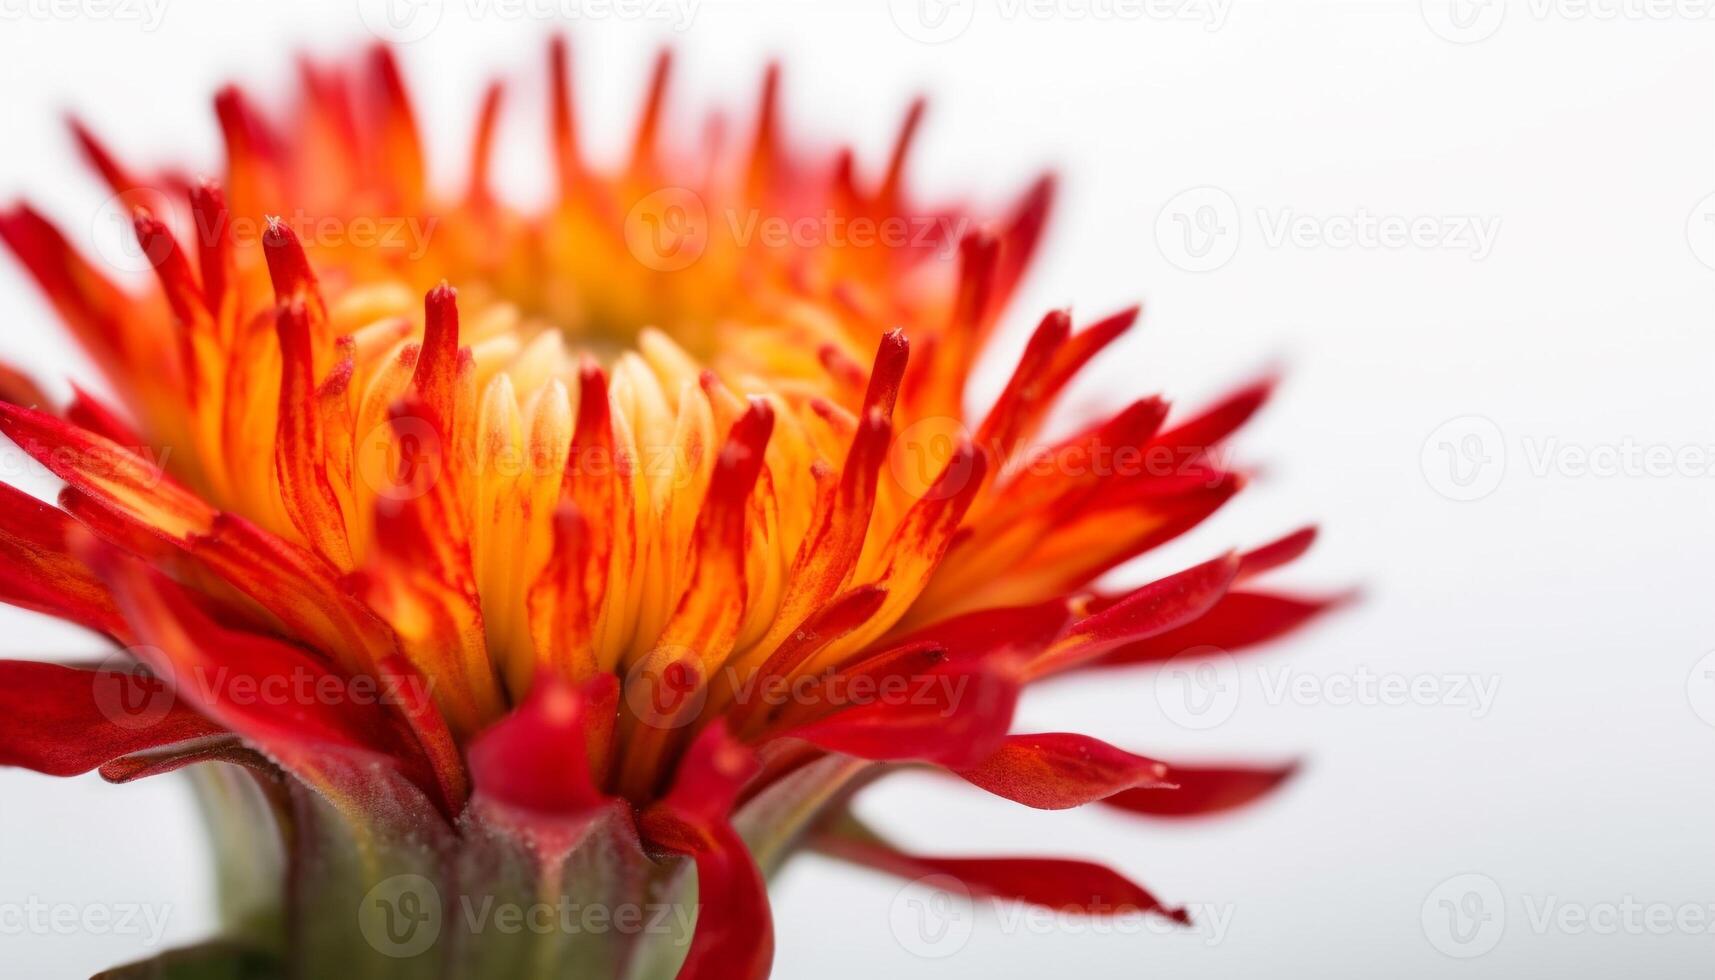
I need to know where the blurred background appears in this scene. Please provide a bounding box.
[0,0,1711,976]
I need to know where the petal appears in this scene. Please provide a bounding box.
[1032,553,1239,677]
[816,816,1188,924]
[0,482,125,638]
[1151,374,1276,457]
[90,546,426,794]
[1097,591,1346,670]
[1104,762,1300,818]
[0,401,211,541]
[467,672,616,818]
[1237,525,1318,580]
[0,660,225,777]
[639,725,772,980]
[954,733,1173,810]
[273,297,353,570]
[780,660,1018,769]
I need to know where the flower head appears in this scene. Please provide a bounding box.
[0,40,1338,978]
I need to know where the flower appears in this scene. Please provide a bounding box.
[0,40,1339,979]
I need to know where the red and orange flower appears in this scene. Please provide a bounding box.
[0,39,1338,978]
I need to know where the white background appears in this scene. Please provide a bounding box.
[1,0,1712,976]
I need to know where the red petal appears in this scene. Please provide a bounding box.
[467,672,615,818]
[1152,374,1276,457]
[548,37,583,190]
[1237,525,1317,580]
[1098,591,1344,669]
[0,482,125,638]
[974,309,1071,461]
[639,725,772,980]
[771,332,904,636]
[1033,553,1239,677]
[274,298,352,569]
[66,384,143,447]
[0,660,224,777]
[888,595,1075,666]
[91,548,420,789]
[816,818,1188,924]
[955,733,1172,810]
[781,660,1018,769]
[1104,762,1300,818]
[0,401,212,541]
[98,736,257,783]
